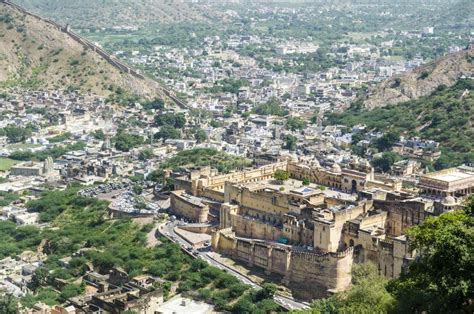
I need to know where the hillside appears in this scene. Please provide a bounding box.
[15,0,209,29]
[363,46,474,109]
[326,79,474,167]
[0,2,162,97]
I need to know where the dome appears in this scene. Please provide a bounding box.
[442,195,456,205]
[331,163,342,173]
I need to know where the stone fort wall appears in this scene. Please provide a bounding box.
[212,229,353,298]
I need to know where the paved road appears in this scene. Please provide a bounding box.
[158,221,310,311]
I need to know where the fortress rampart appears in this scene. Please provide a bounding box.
[1,0,188,108]
[212,229,353,298]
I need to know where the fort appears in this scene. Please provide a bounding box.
[169,157,469,299]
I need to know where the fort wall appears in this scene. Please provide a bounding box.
[212,229,353,298]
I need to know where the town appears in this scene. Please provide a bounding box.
[0,0,473,313]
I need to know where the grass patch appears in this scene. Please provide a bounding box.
[0,157,20,171]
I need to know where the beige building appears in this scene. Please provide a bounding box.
[418,165,474,198]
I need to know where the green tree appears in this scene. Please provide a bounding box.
[155,125,180,140]
[388,197,474,313]
[284,135,297,151]
[154,113,186,129]
[302,176,310,186]
[3,125,32,143]
[273,170,289,183]
[0,295,16,314]
[286,117,307,131]
[194,128,208,143]
[60,283,83,300]
[138,148,154,161]
[374,132,400,152]
[133,184,143,195]
[372,152,402,172]
[311,263,394,313]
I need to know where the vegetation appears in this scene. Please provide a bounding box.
[154,125,180,140]
[273,170,289,183]
[0,185,278,312]
[387,196,474,313]
[0,157,19,171]
[372,152,402,173]
[286,117,307,131]
[8,142,86,161]
[252,98,288,116]
[326,80,474,168]
[2,125,33,143]
[284,135,297,151]
[159,148,251,173]
[154,113,186,129]
[113,130,144,152]
[307,197,474,314]
[309,263,394,313]
[48,132,72,143]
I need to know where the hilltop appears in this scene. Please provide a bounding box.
[363,46,474,109]
[0,2,162,97]
[326,79,474,168]
[16,0,209,29]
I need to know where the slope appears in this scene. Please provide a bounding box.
[326,79,474,167]
[15,0,208,29]
[363,46,474,109]
[0,2,162,97]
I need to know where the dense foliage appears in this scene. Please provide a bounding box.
[387,196,474,313]
[306,197,474,314]
[0,186,279,312]
[159,148,252,173]
[326,79,474,168]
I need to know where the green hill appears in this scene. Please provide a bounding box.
[326,79,474,168]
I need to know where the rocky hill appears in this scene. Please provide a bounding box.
[0,2,162,97]
[16,0,209,29]
[327,79,474,168]
[363,46,474,109]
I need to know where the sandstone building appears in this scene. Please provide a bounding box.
[169,158,470,299]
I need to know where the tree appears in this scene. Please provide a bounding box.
[91,129,105,140]
[387,196,474,313]
[133,184,143,195]
[154,113,186,129]
[194,128,208,143]
[0,295,17,314]
[372,152,402,172]
[142,97,165,110]
[302,176,310,186]
[60,283,83,301]
[113,132,144,152]
[138,148,154,161]
[374,132,400,152]
[273,170,289,183]
[312,263,394,313]
[284,135,297,151]
[286,117,307,131]
[3,125,32,143]
[155,125,180,140]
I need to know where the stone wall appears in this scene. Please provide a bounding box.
[374,199,430,236]
[212,229,353,299]
[170,191,209,223]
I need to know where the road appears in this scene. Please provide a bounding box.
[158,220,310,311]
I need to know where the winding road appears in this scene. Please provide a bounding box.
[157,220,311,311]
